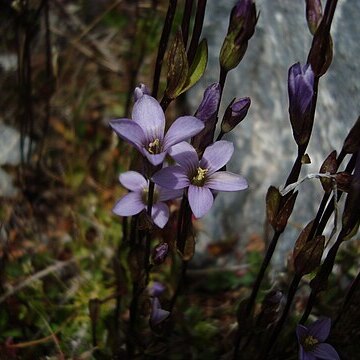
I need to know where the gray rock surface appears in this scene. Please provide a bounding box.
[0,122,29,197]
[188,0,360,262]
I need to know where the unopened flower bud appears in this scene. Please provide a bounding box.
[219,0,257,72]
[148,281,166,297]
[192,83,221,152]
[221,97,251,133]
[134,83,150,102]
[306,0,323,35]
[288,63,315,145]
[165,30,189,100]
[152,242,169,265]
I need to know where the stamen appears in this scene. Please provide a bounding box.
[148,139,160,154]
[191,167,208,186]
[303,335,319,351]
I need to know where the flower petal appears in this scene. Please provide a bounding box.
[188,185,213,218]
[113,192,145,216]
[119,171,147,191]
[153,166,190,190]
[312,343,340,360]
[200,140,234,174]
[308,318,331,342]
[296,325,309,342]
[150,297,170,327]
[206,171,248,191]
[142,150,167,166]
[110,119,146,151]
[168,141,199,173]
[132,95,165,141]
[163,116,204,150]
[158,186,184,201]
[151,202,169,228]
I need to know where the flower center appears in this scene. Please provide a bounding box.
[191,167,208,186]
[148,139,161,154]
[302,335,319,352]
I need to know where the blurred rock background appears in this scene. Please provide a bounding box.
[188,0,360,264]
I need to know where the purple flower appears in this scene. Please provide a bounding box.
[110,94,204,166]
[150,297,170,327]
[306,0,323,35]
[288,63,314,117]
[133,83,150,102]
[113,171,182,228]
[152,141,248,218]
[296,318,340,360]
[233,0,257,41]
[148,281,166,297]
[221,97,251,133]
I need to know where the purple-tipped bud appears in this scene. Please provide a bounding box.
[220,0,257,72]
[232,0,257,41]
[288,63,315,145]
[192,83,221,152]
[152,242,169,265]
[134,83,150,102]
[221,97,251,133]
[306,0,323,35]
[195,83,221,122]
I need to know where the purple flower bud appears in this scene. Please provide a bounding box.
[233,0,257,41]
[288,63,315,145]
[148,281,166,297]
[195,83,221,122]
[152,242,169,265]
[306,0,323,35]
[192,83,221,152]
[133,83,150,102]
[221,97,251,133]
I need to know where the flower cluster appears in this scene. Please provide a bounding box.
[110,85,248,227]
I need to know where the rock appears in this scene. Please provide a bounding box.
[188,0,360,264]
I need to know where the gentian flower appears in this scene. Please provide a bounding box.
[296,318,340,360]
[113,171,182,228]
[152,242,169,265]
[150,297,170,327]
[152,141,248,218]
[288,63,314,117]
[110,94,204,166]
[288,63,315,145]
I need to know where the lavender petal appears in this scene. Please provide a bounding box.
[113,192,145,216]
[132,95,165,141]
[206,171,248,191]
[308,318,331,342]
[153,166,190,190]
[143,150,167,166]
[151,202,170,228]
[119,171,147,191]
[163,116,204,150]
[312,344,340,360]
[200,140,234,174]
[188,185,213,218]
[158,186,184,201]
[110,119,146,151]
[168,141,199,173]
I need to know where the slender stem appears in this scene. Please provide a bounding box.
[259,275,301,359]
[300,231,344,324]
[169,260,188,312]
[187,0,207,65]
[144,180,155,276]
[333,270,360,327]
[152,0,177,98]
[181,0,194,47]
